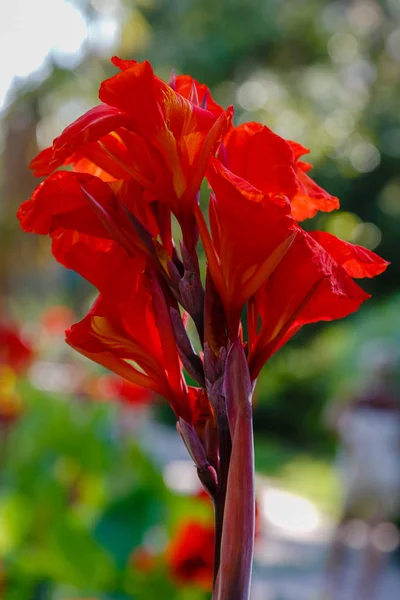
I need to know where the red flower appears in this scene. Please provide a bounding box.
[30,58,232,251]
[0,323,33,374]
[248,230,388,378]
[167,520,215,589]
[18,171,166,260]
[222,122,339,221]
[63,246,184,414]
[46,232,211,428]
[196,157,296,337]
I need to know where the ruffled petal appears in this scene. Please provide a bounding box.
[309,231,389,278]
[249,231,370,377]
[290,166,340,221]
[29,105,134,176]
[224,122,298,200]
[99,60,163,133]
[17,171,112,237]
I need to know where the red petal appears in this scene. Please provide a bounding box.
[224,122,298,200]
[287,139,310,161]
[65,257,180,400]
[151,277,189,416]
[111,56,138,71]
[205,158,294,315]
[51,230,127,291]
[66,313,164,395]
[291,166,340,221]
[309,231,389,278]
[29,146,54,177]
[17,171,113,237]
[29,105,134,176]
[183,107,233,202]
[99,61,163,133]
[249,231,370,377]
[175,74,224,118]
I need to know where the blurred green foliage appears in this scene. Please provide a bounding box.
[1,381,209,599]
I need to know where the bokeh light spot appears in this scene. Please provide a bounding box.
[237,80,268,111]
[328,33,359,64]
[350,142,380,172]
[386,28,400,62]
[379,179,400,216]
[351,222,382,250]
[325,212,362,241]
[371,522,400,553]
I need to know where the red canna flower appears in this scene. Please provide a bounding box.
[222,121,339,221]
[18,56,389,600]
[196,157,296,338]
[30,58,232,252]
[18,171,166,260]
[247,230,388,379]
[62,246,190,421]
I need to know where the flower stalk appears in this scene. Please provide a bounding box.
[213,341,255,600]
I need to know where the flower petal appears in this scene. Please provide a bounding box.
[205,158,294,317]
[175,74,225,117]
[99,60,164,132]
[224,122,298,199]
[249,231,371,378]
[309,231,389,278]
[51,230,127,291]
[290,164,340,221]
[17,171,114,237]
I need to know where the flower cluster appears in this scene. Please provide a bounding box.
[18,57,388,597]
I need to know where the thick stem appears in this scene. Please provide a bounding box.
[213,413,231,584]
[213,340,255,600]
[215,419,254,600]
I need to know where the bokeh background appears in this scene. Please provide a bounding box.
[0,0,399,598]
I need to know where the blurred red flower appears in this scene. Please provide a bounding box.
[0,323,32,426]
[0,322,33,374]
[167,520,215,590]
